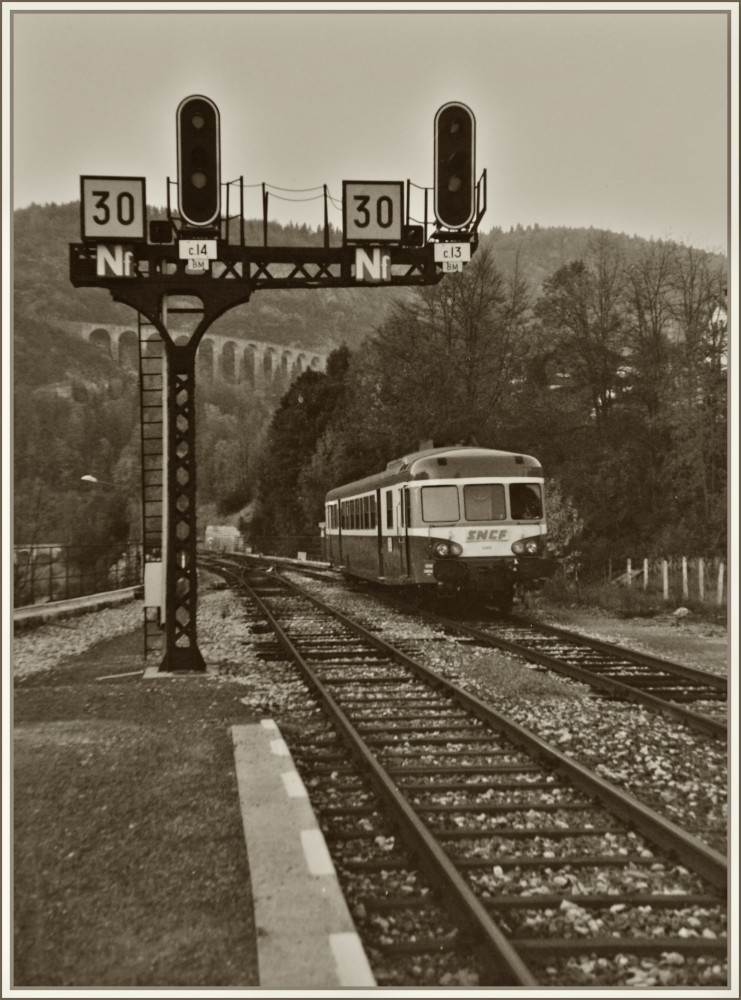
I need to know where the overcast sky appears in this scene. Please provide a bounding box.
[8,3,734,253]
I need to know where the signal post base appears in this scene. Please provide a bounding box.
[157,644,207,674]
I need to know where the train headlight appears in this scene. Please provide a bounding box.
[433,540,463,558]
[512,537,541,556]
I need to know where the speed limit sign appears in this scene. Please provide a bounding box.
[81,176,147,242]
[343,181,404,245]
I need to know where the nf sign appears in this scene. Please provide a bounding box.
[354,247,391,282]
[343,181,404,244]
[96,244,135,277]
[81,177,146,242]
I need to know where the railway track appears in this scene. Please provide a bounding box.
[208,553,727,739]
[395,604,727,741]
[204,557,727,988]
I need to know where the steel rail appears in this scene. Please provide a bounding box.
[206,554,727,736]
[507,613,727,691]
[203,557,727,982]
[272,571,727,892]
[407,607,727,740]
[234,565,538,988]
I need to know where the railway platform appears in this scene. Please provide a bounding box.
[11,611,374,991]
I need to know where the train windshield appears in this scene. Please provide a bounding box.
[464,484,506,521]
[421,485,460,522]
[509,483,543,519]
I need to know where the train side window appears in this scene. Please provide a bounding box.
[370,495,377,529]
[385,491,393,530]
[421,486,460,522]
[364,495,370,529]
[510,483,543,519]
[403,489,411,527]
[464,484,506,521]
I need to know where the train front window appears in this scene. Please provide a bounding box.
[421,485,460,522]
[464,483,506,521]
[510,483,543,519]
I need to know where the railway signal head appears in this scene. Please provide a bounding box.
[177,95,221,228]
[434,102,476,230]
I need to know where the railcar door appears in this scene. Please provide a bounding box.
[375,489,384,578]
[380,486,403,581]
[397,486,409,578]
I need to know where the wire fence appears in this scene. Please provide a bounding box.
[606,555,727,608]
[14,544,144,608]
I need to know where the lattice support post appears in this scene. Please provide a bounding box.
[162,343,205,672]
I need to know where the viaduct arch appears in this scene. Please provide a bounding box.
[61,322,328,390]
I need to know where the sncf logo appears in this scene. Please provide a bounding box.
[466,529,509,541]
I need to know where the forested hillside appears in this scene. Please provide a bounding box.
[13,201,728,569]
[251,235,728,570]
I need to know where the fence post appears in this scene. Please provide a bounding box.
[717,562,725,607]
[626,558,632,587]
[662,559,669,602]
[682,556,689,601]
[698,558,705,604]
[643,558,648,590]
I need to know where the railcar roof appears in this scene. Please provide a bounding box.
[325,447,543,501]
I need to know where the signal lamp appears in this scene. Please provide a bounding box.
[177,95,221,227]
[434,102,476,230]
[149,219,173,244]
[403,224,425,247]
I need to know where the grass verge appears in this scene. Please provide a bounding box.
[13,628,259,988]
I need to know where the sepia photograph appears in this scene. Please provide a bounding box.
[3,1,737,995]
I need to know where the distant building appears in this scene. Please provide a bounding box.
[204,525,243,552]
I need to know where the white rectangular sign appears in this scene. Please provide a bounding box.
[343,181,404,244]
[440,260,465,273]
[178,239,218,260]
[81,176,146,241]
[433,243,472,263]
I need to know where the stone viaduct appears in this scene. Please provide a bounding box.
[61,321,328,390]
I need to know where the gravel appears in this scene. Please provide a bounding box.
[13,602,144,678]
[282,574,728,852]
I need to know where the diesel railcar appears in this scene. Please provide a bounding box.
[324,445,556,610]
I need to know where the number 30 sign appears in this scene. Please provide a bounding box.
[343,181,403,245]
[81,176,147,242]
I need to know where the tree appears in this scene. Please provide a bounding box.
[622,240,677,420]
[534,234,626,432]
[251,346,351,538]
[347,244,531,451]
